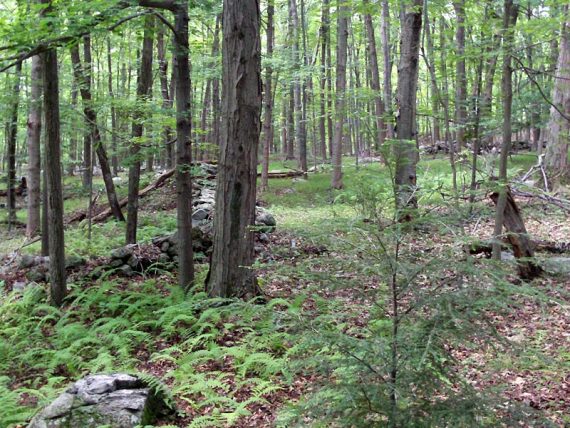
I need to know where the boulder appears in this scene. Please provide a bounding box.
[110,246,135,261]
[28,373,171,428]
[255,207,277,232]
[192,208,209,222]
[541,257,570,276]
[65,255,87,270]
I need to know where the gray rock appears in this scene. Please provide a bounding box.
[28,373,171,428]
[19,254,49,269]
[158,253,171,264]
[65,255,86,270]
[110,246,134,261]
[109,258,124,269]
[192,208,209,222]
[255,207,277,232]
[26,268,47,283]
[160,241,170,253]
[119,265,134,277]
[541,257,570,276]
[258,233,270,244]
[12,281,28,292]
[127,256,141,269]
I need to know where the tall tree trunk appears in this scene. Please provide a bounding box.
[394,0,423,214]
[364,1,386,150]
[27,56,42,238]
[68,82,78,175]
[206,0,262,298]
[289,0,307,171]
[492,0,519,260]
[70,44,125,222]
[40,0,66,307]
[381,0,394,138]
[126,15,154,244]
[172,3,195,291]
[157,25,174,168]
[261,0,274,192]
[454,0,467,151]
[82,36,93,190]
[545,6,570,181]
[286,87,295,159]
[107,38,119,176]
[439,18,457,194]
[319,0,330,161]
[211,15,222,152]
[331,0,348,189]
[423,13,440,142]
[200,80,211,160]
[6,62,22,228]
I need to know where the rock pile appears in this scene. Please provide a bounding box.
[28,373,171,428]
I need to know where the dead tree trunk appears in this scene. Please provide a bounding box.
[490,188,542,279]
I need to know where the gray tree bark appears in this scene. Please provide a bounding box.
[206,0,262,298]
[394,0,422,215]
[545,6,570,180]
[126,15,154,244]
[26,56,42,238]
[331,0,348,189]
[261,0,275,192]
[40,0,66,307]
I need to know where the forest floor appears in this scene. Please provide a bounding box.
[0,154,569,427]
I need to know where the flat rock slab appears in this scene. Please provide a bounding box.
[29,373,168,428]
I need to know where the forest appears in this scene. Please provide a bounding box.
[0,0,568,426]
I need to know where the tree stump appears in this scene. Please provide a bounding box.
[490,187,543,279]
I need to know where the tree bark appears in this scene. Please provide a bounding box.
[454,0,467,151]
[126,15,154,244]
[6,61,22,228]
[331,0,348,189]
[364,1,386,150]
[381,0,394,138]
[394,0,423,214]
[545,6,570,180]
[157,24,174,169]
[26,56,42,238]
[319,0,330,161]
[261,0,274,192]
[107,38,119,176]
[206,0,262,298]
[40,0,66,307]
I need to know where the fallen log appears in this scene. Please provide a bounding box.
[467,239,570,256]
[67,167,304,225]
[67,168,175,225]
[258,170,305,179]
[489,187,543,279]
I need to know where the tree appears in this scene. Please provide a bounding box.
[70,43,125,222]
[6,61,22,228]
[394,0,423,214]
[26,55,42,238]
[545,6,570,181]
[492,0,518,260]
[126,15,154,244]
[331,0,348,190]
[261,0,274,192]
[206,0,262,298]
[40,0,66,307]
[363,0,386,150]
[454,0,467,151]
